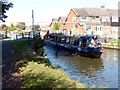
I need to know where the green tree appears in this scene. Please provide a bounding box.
[34,25,40,31]
[1,24,6,30]
[9,23,16,31]
[0,1,13,22]
[53,23,59,30]
[16,22,26,30]
[3,26,9,31]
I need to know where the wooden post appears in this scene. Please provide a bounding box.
[39,32,40,38]
[34,35,35,40]
[5,31,7,38]
[22,33,24,38]
[16,34,17,39]
[28,32,30,45]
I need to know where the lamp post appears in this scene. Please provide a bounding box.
[32,10,35,39]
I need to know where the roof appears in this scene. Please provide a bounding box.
[49,18,58,27]
[72,7,118,17]
[72,8,89,16]
[58,16,67,22]
[52,18,58,22]
[84,8,110,16]
[107,9,118,16]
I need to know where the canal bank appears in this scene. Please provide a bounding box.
[102,43,120,50]
[12,39,93,88]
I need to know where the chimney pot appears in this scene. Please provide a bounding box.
[101,5,105,9]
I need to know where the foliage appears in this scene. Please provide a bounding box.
[12,40,86,88]
[97,35,101,38]
[1,24,7,30]
[53,23,59,30]
[0,1,13,22]
[34,25,40,31]
[34,37,45,56]
[29,25,40,31]
[16,22,26,30]
[12,40,108,89]
[20,62,87,88]
[9,23,16,31]
[0,34,5,38]
[3,26,9,31]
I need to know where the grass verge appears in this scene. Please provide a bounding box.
[13,40,106,88]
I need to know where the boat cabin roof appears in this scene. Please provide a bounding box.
[80,35,98,39]
[47,34,98,39]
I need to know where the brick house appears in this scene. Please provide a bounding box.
[50,6,119,39]
[58,16,67,30]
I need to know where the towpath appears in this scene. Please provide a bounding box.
[2,39,23,89]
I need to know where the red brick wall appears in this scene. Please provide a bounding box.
[64,9,77,30]
[58,19,63,30]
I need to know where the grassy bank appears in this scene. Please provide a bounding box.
[109,40,120,46]
[12,40,89,88]
[102,40,120,48]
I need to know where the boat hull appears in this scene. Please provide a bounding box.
[79,51,102,58]
[45,40,102,58]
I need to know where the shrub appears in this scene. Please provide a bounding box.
[34,37,45,56]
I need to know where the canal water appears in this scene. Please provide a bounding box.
[44,44,119,88]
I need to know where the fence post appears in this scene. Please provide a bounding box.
[38,32,40,38]
[34,35,35,40]
[16,34,17,39]
[22,32,24,38]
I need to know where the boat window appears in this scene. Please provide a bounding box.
[87,36,101,47]
[94,38,101,47]
[61,37,66,44]
[70,38,74,45]
[66,37,70,44]
[82,39,86,48]
[58,37,61,43]
[55,36,58,42]
[74,38,79,46]
[48,36,50,39]
[78,39,82,47]
[86,38,92,47]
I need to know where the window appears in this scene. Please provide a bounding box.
[100,27,101,31]
[86,26,91,30]
[81,16,87,20]
[96,16,99,18]
[75,24,78,29]
[73,16,76,21]
[92,16,96,19]
[96,27,97,31]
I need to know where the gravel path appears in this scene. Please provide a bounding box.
[2,40,22,89]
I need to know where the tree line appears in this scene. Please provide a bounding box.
[0,22,40,31]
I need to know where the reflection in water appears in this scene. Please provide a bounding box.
[76,58,104,78]
[44,44,118,88]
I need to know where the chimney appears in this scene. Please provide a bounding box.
[101,5,105,9]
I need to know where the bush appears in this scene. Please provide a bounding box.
[34,37,45,56]
[97,35,101,38]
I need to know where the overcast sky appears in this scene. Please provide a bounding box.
[1,0,120,26]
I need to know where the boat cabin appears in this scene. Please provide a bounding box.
[45,34,102,49]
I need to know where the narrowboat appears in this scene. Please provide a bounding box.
[44,33,102,58]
